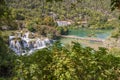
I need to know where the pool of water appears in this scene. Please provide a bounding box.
[68,28,112,39]
[60,28,112,48]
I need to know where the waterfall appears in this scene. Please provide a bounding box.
[10,40,15,48]
[36,38,41,47]
[9,39,22,55]
[26,32,29,39]
[22,41,28,48]
[41,41,46,47]
[15,40,22,55]
[35,39,46,49]
[44,38,50,44]
[9,31,53,55]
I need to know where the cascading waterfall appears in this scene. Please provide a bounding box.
[9,40,22,55]
[9,31,52,55]
[16,40,22,54]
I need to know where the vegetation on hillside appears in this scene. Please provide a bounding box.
[5,0,120,29]
[3,42,120,80]
[110,0,120,38]
[0,0,120,80]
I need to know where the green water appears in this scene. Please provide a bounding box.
[60,28,112,47]
[68,28,112,39]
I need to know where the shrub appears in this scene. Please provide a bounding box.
[13,42,120,80]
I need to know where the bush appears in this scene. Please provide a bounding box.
[0,35,16,79]
[57,27,69,35]
[26,21,36,32]
[111,28,120,38]
[27,26,36,32]
[42,16,55,26]
[13,42,120,80]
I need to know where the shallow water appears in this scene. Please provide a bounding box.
[60,28,112,48]
[60,38,104,49]
[68,28,112,39]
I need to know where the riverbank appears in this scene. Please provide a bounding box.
[61,35,105,42]
[60,38,104,50]
[60,36,120,51]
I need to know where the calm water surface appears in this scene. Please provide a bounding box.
[68,28,112,39]
[60,28,112,47]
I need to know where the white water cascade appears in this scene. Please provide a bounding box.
[9,31,52,55]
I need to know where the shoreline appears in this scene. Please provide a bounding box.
[60,37,105,50]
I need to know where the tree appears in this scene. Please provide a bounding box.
[111,0,120,10]
[0,0,7,26]
[0,0,6,17]
[0,0,16,79]
[111,0,120,38]
[13,42,120,80]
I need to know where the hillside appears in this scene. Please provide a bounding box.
[0,0,120,80]
[7,0,119,21]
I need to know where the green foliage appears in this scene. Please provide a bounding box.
[42,16,55,26]
[0,34,16,78]
[1,0,120,79]
[111,0,120,10]
[0,0,18,30]
[26,22,36,32]
[5,0,120,31]
[111,0,120,42]
[111,28,120,38]
[46,0,63,2]
[56,27,69,35]
[0,0,6,18]
[13,42,120,80]
[109,48,120,57]
[27,26,36,32]
[7,0,115,21]
[36,25,60,39]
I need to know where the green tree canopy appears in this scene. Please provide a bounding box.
[111,0,120,10]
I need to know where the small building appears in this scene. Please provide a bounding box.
[56,21,72,26]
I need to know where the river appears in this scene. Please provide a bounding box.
[68,28,112,39]
[60,28,112,49]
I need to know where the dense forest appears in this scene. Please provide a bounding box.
[0,0,120,80]
[1,0,120,37]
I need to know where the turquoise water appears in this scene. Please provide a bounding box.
[60,28,112,48]
[68,28,112,39]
